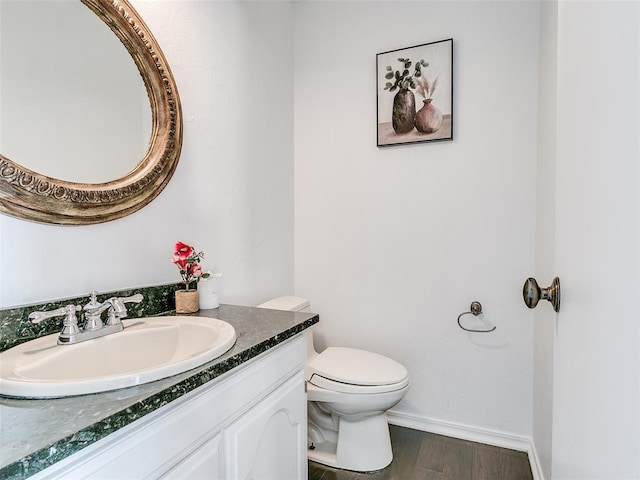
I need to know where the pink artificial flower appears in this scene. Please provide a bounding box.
[190,264,203,278]
[172,241,209,290]
[172,253,187,270]
[174,241,194,261]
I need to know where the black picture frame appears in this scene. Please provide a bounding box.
[377,38,453,147]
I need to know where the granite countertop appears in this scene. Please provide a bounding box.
[0,305,318,479]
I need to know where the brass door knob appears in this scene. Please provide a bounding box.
[523,277,560,312]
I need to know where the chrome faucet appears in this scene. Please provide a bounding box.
[29,291,144,345]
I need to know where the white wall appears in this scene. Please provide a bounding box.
[0,1,294,308]
[552,1,640,478]
[294,1,539,441]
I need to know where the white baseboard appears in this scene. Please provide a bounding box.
[386,410,544,480]
[527,439,545,480]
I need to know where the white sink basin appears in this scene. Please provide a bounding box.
[0,316,236,398]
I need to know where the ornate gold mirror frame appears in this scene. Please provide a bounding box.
[0,0,182,225]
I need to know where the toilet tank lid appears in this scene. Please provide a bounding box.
[257,296,310,311]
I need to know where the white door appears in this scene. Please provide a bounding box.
[549,1,640,478]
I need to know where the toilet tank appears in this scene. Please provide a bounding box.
[257,296,318,359]
[257,296,311,312]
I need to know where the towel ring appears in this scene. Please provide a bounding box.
[457,301,496,333]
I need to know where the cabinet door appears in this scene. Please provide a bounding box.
[159,433,222,480]
[224,372,307,480]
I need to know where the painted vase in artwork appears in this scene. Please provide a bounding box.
[414,98,442,134]
[392,89,416,134]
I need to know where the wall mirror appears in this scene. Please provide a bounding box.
[0,0,182,225]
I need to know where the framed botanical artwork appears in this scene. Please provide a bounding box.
[376,38,453,147]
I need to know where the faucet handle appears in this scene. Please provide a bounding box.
[29,304,81,344]
[29,304,80,324]
[104,293,144,326]
[121,293,143,305]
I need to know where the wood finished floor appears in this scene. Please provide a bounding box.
[308,425,533,480]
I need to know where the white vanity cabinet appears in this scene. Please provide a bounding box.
[31,335,308,480]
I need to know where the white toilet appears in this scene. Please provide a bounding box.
[257,296,409,472]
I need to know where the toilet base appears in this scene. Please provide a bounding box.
[308,410,393,472]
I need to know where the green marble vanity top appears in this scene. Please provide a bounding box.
[0,305,318,479]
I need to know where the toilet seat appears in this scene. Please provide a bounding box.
[309,374,409,394]
[307,347,409,394]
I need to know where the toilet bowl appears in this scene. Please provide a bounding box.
[257,297,409,472]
